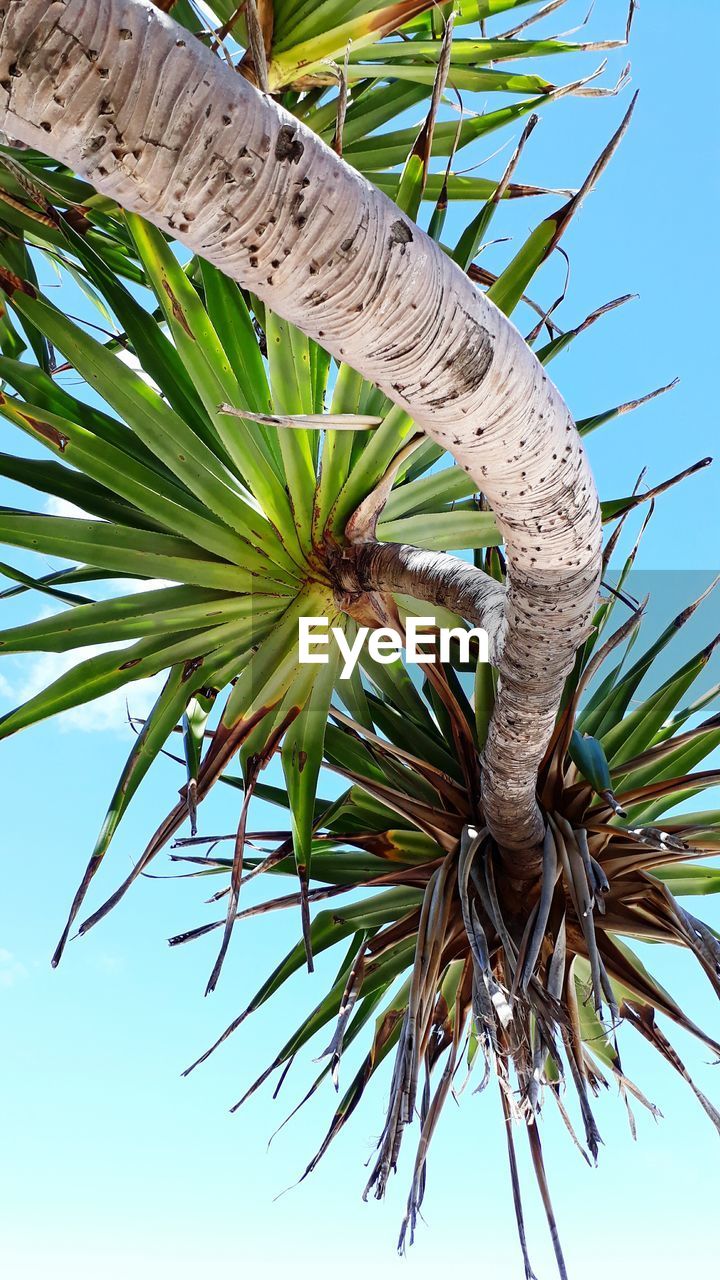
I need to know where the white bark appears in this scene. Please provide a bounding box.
[0,0,602,855]
[336,541,507,663]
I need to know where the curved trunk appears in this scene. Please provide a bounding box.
[0,0,602,854]
[336,542,507,662]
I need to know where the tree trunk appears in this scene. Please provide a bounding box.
[0,0,602,856]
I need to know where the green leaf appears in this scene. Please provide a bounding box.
[54,211,209,436]
[266,311,317,547]
[0,509,263,591]
[314,364,367,537]
[0,610,277,739]
[0,395,278,572]
[474,658,496,751]
[0,563,132,603]
[569,731,620,804]
[368,171,550,203]
[0,585,272,653]
[0,356,172,477]
[283,638,342,892]
[601,637,720,768]
[348,36,591,67]
[199,261,272,414]
[367,691,460,778]
[53,654,235,965]
[580,587,716,739]
[0,557,93,606]
[359,648,437,734]
[332,402,415,532]
[316,82,428,147]
[487,217,556,316]
[236,887,422,1017]
[3,289,291,568]
[344,94,551,171]
[377,510,502,551]
[653,684,720,744]
[651,865,720,897]
[217,583,335,734]
[270,1,439,78]
[615,722,720,797]
[383,465,475,519]
[572,957,619,1069]
[241,931,417,1096]
[126,216,302,559]
[345,62,554,96]
[0,449,159,530]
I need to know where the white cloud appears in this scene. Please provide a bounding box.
[116,347,160,390]
[0,949,27,989]
[1,645,165,734]
[0,578,183,735]
[1,576,184,737]
[120,577,174,594]
[45,494,99,521]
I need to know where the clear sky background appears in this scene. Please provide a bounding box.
[1,2,719,1277]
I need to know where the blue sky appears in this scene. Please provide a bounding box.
[1,2,719,1277]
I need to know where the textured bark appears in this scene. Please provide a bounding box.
[338,542,506,662]
[0,0,602,854]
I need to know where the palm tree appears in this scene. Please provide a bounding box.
[0,1,717,1275]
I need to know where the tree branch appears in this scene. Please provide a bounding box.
[336,541,506,661]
